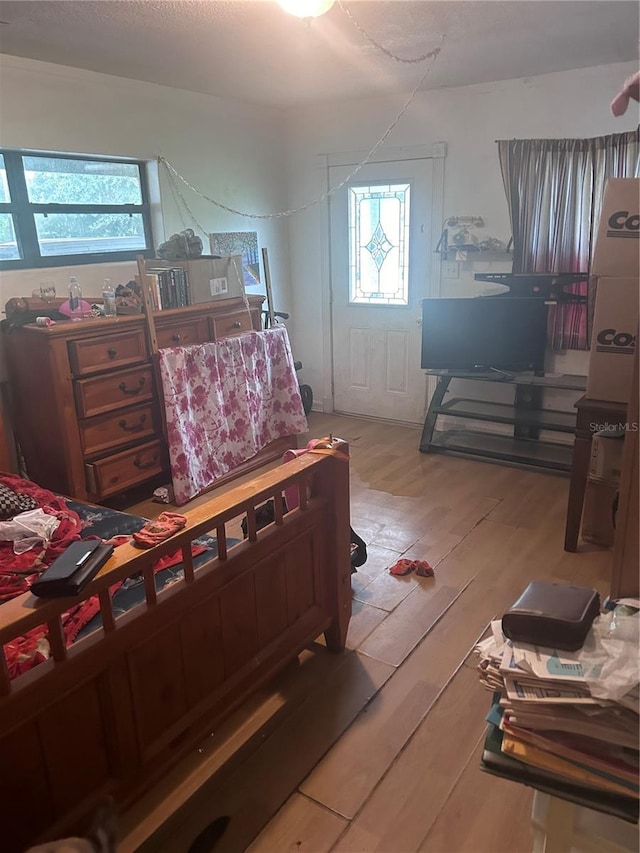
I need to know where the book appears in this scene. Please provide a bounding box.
[481,722,639,824]
[143,267,191,309]
[502,722,639,788]
[503,674,597,704]
[501,734,636,798]
[169,268,178,308]
[176,267,189,306]
[507,641,597,684]
[481,746,639,824]
[145,268,172,310]
[501,704,639,750]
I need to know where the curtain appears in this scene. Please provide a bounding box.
[498,130,640,350]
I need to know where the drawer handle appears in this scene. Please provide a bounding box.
[107,347,118,359]
[231,321,242,329]
[172,333,182,343]
[119,414,147,433]
[119,377,145,395]
[134,453,159,471]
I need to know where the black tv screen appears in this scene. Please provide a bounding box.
[421,297,548,374]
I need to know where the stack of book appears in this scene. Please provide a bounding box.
[141,267,191,310]
[476,622,639,822]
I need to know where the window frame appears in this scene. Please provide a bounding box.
[347,179,412,307]
[0,149,155,269]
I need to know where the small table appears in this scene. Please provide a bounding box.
[564,395,627,552]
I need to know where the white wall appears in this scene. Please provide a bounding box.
[1,55,638,415]
[0,54,289,310]
[284,61,639,407]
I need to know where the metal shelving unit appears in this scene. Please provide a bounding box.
[419,370,587,473]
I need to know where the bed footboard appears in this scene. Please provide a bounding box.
[0,443,351,851]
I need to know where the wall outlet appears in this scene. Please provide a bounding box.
[442,261,460,280]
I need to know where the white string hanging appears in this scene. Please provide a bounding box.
[160,0,446,222]
[165,160,201,233]
[337,0,441,65]
[166,163,211,238]
[158,37,442,222]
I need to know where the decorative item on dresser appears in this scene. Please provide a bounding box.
[2,295,296,502]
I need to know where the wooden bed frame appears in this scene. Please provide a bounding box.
[0,444,352,852]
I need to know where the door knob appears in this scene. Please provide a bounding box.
[416,317,422,326]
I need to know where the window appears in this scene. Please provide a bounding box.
[497,130,640,350]
[348,181,411,305]
[0,150,153,268]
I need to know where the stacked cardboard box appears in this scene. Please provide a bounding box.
[583,178,638,544]
[588,427,625,484]
[582,428,625,547]
[587,178,639,404]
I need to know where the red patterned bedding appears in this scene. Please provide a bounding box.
[0,473,211,678]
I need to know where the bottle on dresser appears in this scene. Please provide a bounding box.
[102,278,117,317]
[68,275,84,320]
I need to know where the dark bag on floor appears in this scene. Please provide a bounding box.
[350,527,367,570]
[242,501,367,573]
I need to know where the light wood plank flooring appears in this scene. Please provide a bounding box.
[120,413,612,853]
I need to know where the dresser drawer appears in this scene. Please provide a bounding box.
[79,403,158,457]
[68,329,149,376]
[75,366,154,418]
[210,309,256,340]
[156,317,209,350]
[85,439,165,498]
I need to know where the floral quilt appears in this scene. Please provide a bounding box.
[159,326,308,505]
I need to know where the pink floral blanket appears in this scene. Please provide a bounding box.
[159,326,308,505]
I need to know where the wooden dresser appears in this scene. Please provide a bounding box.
[3,296,295,502]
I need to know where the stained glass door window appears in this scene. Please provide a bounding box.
[348,182,411,305]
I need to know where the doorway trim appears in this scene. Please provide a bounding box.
[318,143,446,414]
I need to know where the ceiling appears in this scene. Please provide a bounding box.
[0,1,638,109]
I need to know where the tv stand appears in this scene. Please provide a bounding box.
[485,366,515,380]
[419,370,587,473]
[473,272,588,303]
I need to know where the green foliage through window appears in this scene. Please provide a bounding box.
[0,150,153,268]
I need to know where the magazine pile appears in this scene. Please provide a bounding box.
[475,600,639,822]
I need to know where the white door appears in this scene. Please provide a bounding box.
[329,157,437,423]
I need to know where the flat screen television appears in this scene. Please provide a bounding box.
[421,297,548,375]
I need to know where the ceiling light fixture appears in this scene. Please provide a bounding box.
[278,0,335,19]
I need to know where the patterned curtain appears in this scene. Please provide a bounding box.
[498,130,640,350]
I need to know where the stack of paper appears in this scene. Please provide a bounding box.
[475,620,639,822]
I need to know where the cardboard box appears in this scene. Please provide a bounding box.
[588,429,625,486]
[149,255,245,304]
[187,255,245,303]
[582,480,617,548]
[591,178,640,278]
[586,276,638,403]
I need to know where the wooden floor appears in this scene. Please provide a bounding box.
[120,412,613,853]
